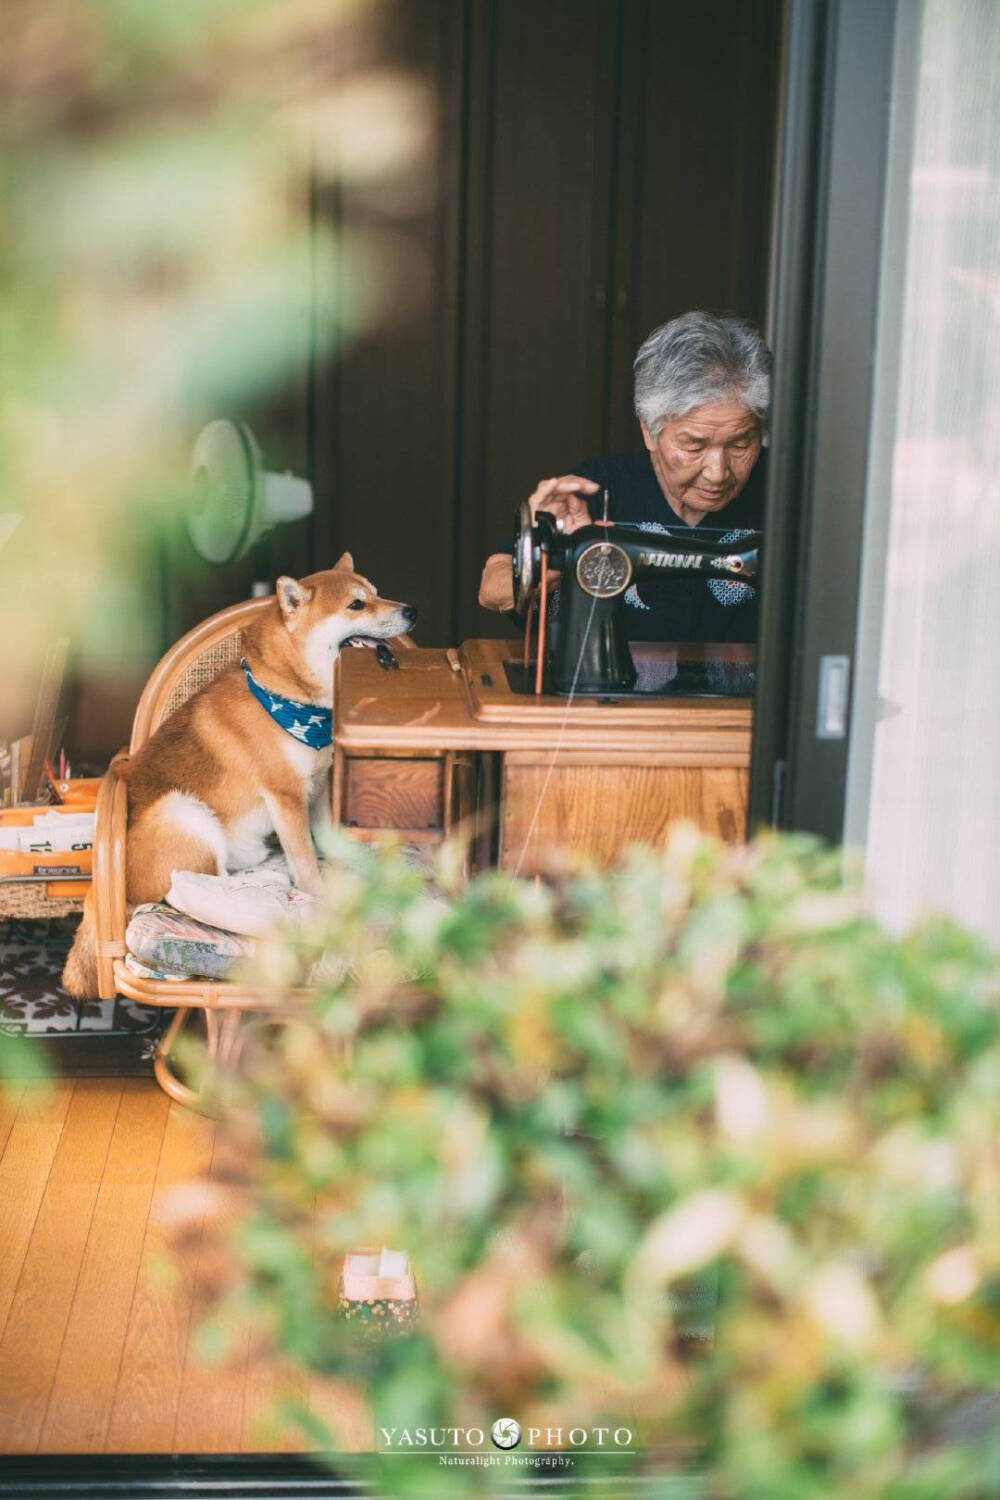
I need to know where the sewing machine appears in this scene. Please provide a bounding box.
[331,496,759,873]
[511,499,762,696]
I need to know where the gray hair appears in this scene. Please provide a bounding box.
[633,311,772,437]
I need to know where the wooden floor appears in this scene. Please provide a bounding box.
[0,1077,368,1455]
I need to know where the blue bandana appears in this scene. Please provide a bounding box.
[241,659,332,749]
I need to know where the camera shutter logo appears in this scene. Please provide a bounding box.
[491,1418,522,1449]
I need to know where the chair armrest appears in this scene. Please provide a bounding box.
[92,752,129,1001]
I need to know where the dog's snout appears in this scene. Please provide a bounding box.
[402,604,417,627]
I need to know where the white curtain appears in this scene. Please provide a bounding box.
[847,0,1000,940]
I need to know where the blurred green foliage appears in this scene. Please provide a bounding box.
[185,827,999,1498]
[1,0,410,730]
[0,1031,51,1085]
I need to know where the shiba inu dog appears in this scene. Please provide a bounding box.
[62,554,415,997]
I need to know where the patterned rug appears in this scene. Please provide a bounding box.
[0,918,161,1037]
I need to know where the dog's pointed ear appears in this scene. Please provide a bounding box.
[334,551,355,572]
[276,575,314,628]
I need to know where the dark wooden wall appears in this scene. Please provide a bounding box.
[308,0,781,649]
[84,0,780,756]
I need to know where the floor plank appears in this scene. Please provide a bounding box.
[103,1095,215,1453]
[0,1083,74,1342]
[0,1083,26,1158]
[3,1079,365,1457]
[308,1373,372,1454]
[172,1312,251,1451]
[242,1193,316,1453]
[40,1081,167,1453]
[0,1081,121,1452]
[242,1350,312,1453]
[171,1132,251,1454]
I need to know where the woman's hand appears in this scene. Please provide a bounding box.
[478,474,601,612]
[527,474,600,533]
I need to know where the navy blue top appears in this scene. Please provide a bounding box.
[499,450,766,643]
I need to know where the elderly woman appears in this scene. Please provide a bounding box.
[478,310,771,642]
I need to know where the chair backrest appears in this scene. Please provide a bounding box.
[129,596,270,753]
[128,594,416,755]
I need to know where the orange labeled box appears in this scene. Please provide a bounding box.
[0,780,99,884]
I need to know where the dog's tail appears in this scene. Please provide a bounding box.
[62,890,100,999]
[62,750,133,1000]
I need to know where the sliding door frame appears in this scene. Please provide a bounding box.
[750,0,900,842]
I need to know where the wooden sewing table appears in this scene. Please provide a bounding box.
[332,640,753,875]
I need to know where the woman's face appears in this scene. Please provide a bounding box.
[641,399,762,525]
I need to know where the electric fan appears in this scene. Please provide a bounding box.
[187,419,313,564]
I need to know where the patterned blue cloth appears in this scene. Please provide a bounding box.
[706,527,757,607]
[241,659,332,749]
[625,522,756,610]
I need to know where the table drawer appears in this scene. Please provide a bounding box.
[343,756,444,834]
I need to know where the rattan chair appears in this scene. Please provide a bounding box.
[91,595,404,1108]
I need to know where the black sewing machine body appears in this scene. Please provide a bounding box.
[512,505,761,697]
